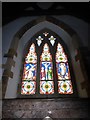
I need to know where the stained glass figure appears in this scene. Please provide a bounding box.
[58,81,73,94]
[49,36,56,46]
[40,44,53,80]
[40,62,53,80]
[21,81,36,95]
[36,36,43,46]
[40,81,54,94]
[56,62,70,80]
[21,43,37,95]
[22,63,37,80]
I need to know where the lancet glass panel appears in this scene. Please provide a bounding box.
[21,44,37,95]
[56,43,73,94]
[40,43,54,94]
[40,44,53,80]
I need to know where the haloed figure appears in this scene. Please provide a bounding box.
[41,67,46,80]
[48,67,53,80]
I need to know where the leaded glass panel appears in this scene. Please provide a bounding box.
[56,43,73,94]
[40,81,54,94]
[21,44,37,95]
[40,43,54,94]
[58,80,73,94]
[21,81,36,95]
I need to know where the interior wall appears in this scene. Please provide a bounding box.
[2,16,88,98]
[5,40,23,98]
[2,15,88,61]
[54,15,88,47]
[2,17,37,66]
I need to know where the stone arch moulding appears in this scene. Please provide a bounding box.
[10,16,82,51]
[3,16,83,98]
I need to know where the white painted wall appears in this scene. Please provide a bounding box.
[2,17,37,65]
[2,15,88,98]
[5,39,23,98]
[54,15,88,46]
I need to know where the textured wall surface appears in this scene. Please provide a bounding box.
[2,98,89,119]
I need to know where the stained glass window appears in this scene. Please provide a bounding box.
[21,44,37,95]
[56,43,73,94]
[21,30,74,97]
[40,43,54,94]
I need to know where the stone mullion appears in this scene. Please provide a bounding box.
[35,45,40,96]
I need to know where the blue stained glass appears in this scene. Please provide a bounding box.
[21,43,37,95]
[56,62,70,80]
[22,63,37,80]
[40,62,53,80]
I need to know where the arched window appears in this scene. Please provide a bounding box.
[20,29,77,98]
